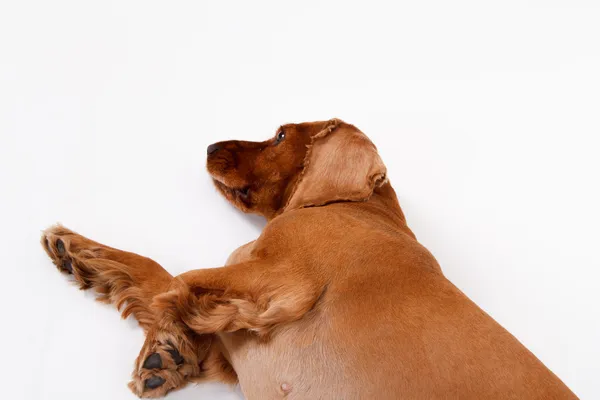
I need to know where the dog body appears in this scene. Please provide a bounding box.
[218,189,573,399]
[42,119,576,399]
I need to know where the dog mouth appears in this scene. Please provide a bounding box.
[212,179,252,204]
[235,186,251,199]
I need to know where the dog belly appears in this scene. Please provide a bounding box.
[218,320,358,400]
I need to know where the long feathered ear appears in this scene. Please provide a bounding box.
[284,119,387,211]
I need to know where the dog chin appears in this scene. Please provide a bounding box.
[211,178,252,208]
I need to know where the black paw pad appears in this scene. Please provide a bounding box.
[63,260,73,273]
[143,353,163,369]
[56,239,65,255]
[144,375,166,390]
[167,348,184,366]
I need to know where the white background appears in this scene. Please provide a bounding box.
[1,1,599,399]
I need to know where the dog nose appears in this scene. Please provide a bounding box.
[207,143,222,155]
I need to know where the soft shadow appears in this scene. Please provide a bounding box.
[80,283,142,332]
[222,200,267,233]
[167,382,245,400]
[241,212,267,232]
[201,177,267,234]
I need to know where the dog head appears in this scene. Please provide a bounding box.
[206,119,386,219]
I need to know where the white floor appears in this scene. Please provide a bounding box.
[1,1,599,399]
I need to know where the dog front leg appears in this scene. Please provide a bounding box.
[129,261,324,396]
[158,262,326,337]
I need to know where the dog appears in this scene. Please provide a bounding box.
[42,119,577,399]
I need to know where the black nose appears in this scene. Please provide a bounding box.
[207,143,222,155]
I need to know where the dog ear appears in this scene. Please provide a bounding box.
[284,120,387,211]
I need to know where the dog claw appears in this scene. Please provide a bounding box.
[143,353,163,370]
[144,375,166,390]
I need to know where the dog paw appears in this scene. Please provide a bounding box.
[129,329,203,398]
[41,224,106,288]
[42,225,77,274]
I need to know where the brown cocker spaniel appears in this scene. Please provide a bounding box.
[42,119,577,399]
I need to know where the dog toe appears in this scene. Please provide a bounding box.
[56,239,65,255]
[166,345,184,366]
[142,353,163,370]
[144,375,166,390]
[63,260,73,273]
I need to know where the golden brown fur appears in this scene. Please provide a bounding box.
[41,119,577,399]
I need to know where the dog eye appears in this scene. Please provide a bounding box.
[274,130,286,145]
